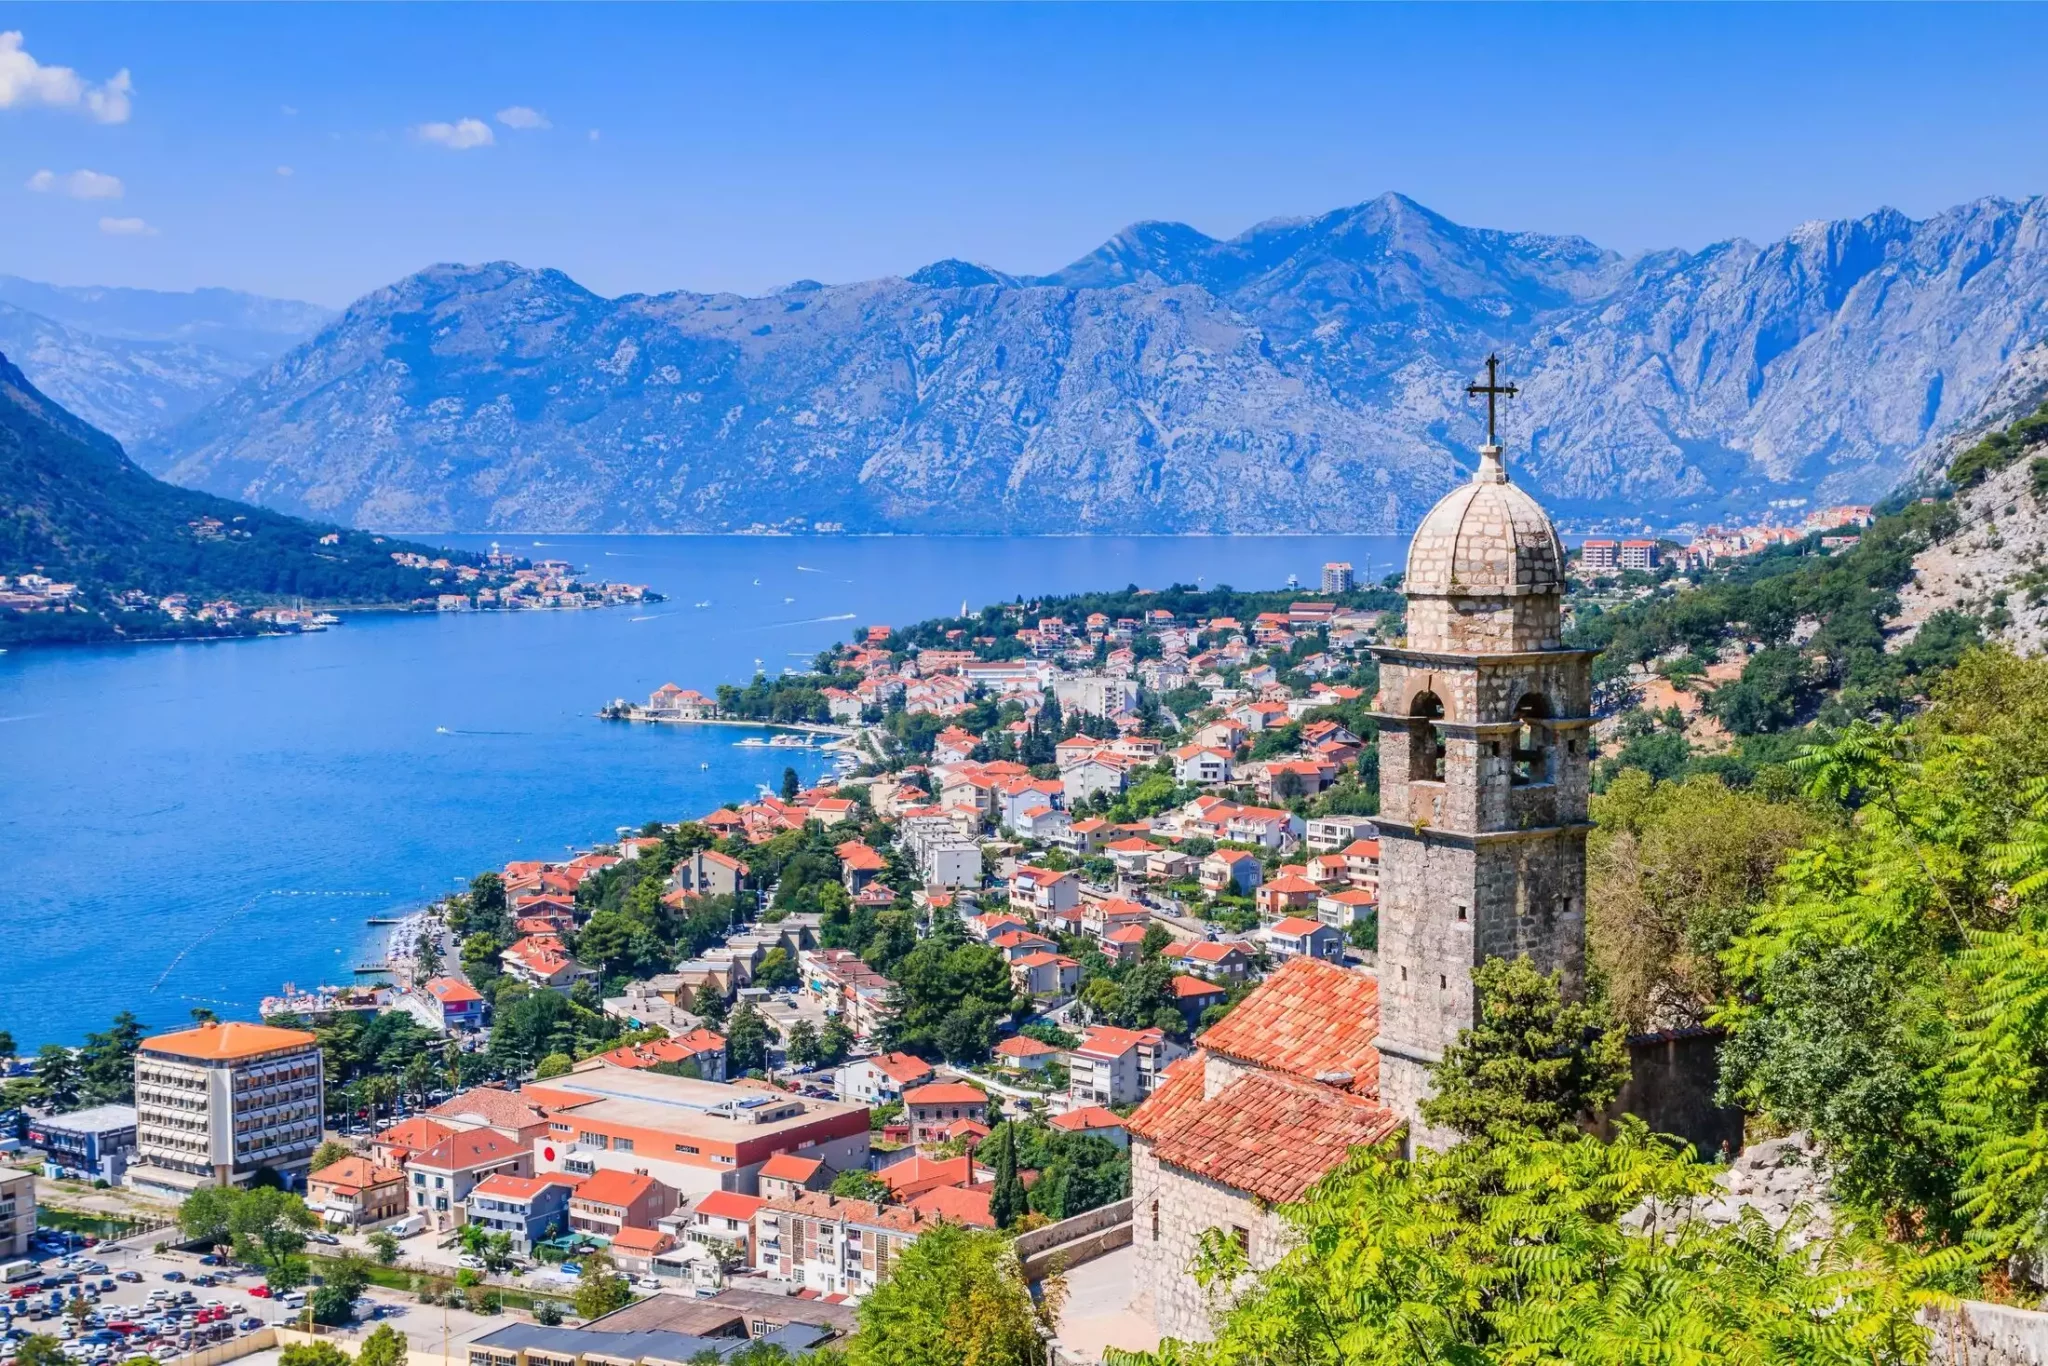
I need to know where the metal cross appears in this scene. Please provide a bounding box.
[1467,354,1518,445]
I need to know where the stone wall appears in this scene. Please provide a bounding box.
[1598,1029,1745,1160]
[1129,1140,1291,1342]
[1930,1302,2048,1365]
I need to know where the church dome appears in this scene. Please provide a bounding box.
[1405,447,1564,599]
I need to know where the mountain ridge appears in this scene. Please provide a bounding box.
[111,192,2048,534]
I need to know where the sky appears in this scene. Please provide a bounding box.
[6,4,2048,309]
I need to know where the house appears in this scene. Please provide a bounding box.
[1055,736,1105,770]
[1062,758,1128,807]
[1171,745,1234,786]
[569,1168,676,1239]
[607,1225,676,1276]
[369,1115,457,1169]
[407,1128,533,1232]
[1059,817,1111,854]
[989,929,1059,961]
[1050,1106,1129,1150]
[674,849,751,899]
[1010,951,1082,998]
[1101,924,1150,964]
[1317,887,1378,929]
[683,1189,767,1263]
[993,1036,1062,1074]
[752,1190,949,1299]
[1008,865,1080,916]
[1169,975,1229,1026]
[1144,848,1198,882]
[306,1156,407,1228]
[837,841,889,892]
[1103,837,1162,876]
[1257,873,1320,920]
[463,1172,582,1254]
[427,1087,557,1146]
[995,778,1067,832]
[1304,853,1350,887]
[756,1153,832,1204]
[421,977,486,1030]
[1263,915,1346,962]
[1171,939,1254,983]
[877,1152,981,1201]
[1200,849,1263,896]
[902,1082,989,1144]
[966,911,1029,943]
[907,1184,996,1229]
[584,1029,729,1083]
[1223,806,1304,850]
[501,935,593,992]
[1068,1026,1184,1108]
[835,1052,934,1106]
[1084,897,1152,940]
[1129,958,1397,1341]
[1341,838,1381,886]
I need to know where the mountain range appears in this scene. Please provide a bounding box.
[13,192,2048,535]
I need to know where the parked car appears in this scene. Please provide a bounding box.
[159,1273,182,1284]
[244,1287,270,1300]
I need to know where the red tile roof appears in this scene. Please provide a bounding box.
[908,1184,996,1229]
[609,1226,674,1254]
[1128,1060,1398,1204]
[1196,957,1380,1093]
[430,1087,552,1132]
[1171,975,1226,1000]
[141,1021,317,1062]
[1073,1025,1162,1060]
[372,1116,457,1155]
[904,1082,988,1106]
[864,1052,936,1085]
[1050,1105,1126,1135]
[413,1128,525,1173]
[879,1153,976,1198]
[757,1153,825,1184]
[994,1036,1060,1059]
[695,1190,767,1223]
[471,1172,582,1201]
[1269,915,1327,936]
[309,1156,403,1194]
[574,1168,660,1209]
[837,841,888,872]
[424,977,483,1005]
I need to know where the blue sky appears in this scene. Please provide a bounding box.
[6,4,2048,308]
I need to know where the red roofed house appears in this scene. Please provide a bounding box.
[1169,975,1229,1026]
[756,1153,833,1203]
[903,1082,990,1145]
[407,1128,533,1232]
[1008,865,1079,916]
[1200,849,1263,897]
[370,1115,456,1169]
[908,1183,996,1229]
[585,1029,729,1083]
[835,1051,934,1106]
[1171,939,1254,983]
[306,1155,407,1228]
[1129,957,1397,1339]
[421,976,486,1030]
[1010,951,1082,998]
[1050,1105,1130,1150]
[993,1035,1062,1074]
[569,1167,676,1240]
[837,841,889,892]
[1101,923,1150,964]
[463,1171,583,1253]
[686,1189,767,1262]
[1263,915,1345,963]
[501,934,593,992]
[1317,887,1378,930]
[607,1224,676,1276]
[1068,1026,1185,1108]
[1257,872,1321,920]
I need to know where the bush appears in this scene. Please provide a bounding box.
[534,1299,564,1326]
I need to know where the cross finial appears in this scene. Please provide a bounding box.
[1466,354,1517,446]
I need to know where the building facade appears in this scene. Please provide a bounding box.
[129,1022,324,1196]
[0,1166,33,1259]
[27,1104,138,1184]
[1369,431,1592,1152]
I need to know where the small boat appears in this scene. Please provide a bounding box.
[435,726,453,734]
[695,600,712,608]
[700,762,710,769]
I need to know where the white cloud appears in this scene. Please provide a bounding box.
[25,167,123,199]
[98,215,155,236]
[496,105,549,130]
[0,32,132,124]
[587,128,600,142]
[415,117,493,150]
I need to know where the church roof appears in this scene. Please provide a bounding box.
[1195,956,1381,1095]
[1405,446,1564,599]
[1128,1059,1399,1205]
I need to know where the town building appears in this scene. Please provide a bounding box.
[1578,538,1618,572]
[464,1171,582,1253]
[1370,418,1590,1151]
[0,1167,32,1259]
[607,1225,677,1277]
[1262,915,1346,962]
[524,1068,871,1202]
[569,1168,676,1239]
[26,1104,137,1184]
[408,1128,534,1232]
[129,1021,324,1196]
[307,1155,408,1228]
[755,1153,832,1204]
[902,1082,989,1144]
[1068,1026,1183,1108]
[1618,538,1658,570]
[1320,561,1355,594]
[464,1318,828,1366]
[753,1190,948,1299]
[834,1052,934,1106]
[421,977,487,1031]
[681,1188,768,1264]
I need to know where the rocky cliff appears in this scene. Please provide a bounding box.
[130,193,2048,534]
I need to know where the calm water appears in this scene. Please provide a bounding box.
[0,533,1404,1047]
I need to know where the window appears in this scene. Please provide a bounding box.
[674,1143,699,1155]
[1439,974,1448,990]
[1230,1225,1250,1260]
[1511,694,1552,786]
[613,1137,634,1153]
[1151,1200,1160,1241]
[1456,904,1468,922]
[1408,692,1447,782]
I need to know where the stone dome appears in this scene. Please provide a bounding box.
[1405,446,1564,598]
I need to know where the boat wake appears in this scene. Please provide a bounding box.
[743,611,858,632]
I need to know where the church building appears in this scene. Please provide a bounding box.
[1126,361,1594,1338]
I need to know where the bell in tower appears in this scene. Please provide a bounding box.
[1369,357,1596,1152]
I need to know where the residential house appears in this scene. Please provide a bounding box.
[1068,1026,1184,1108]
[608,1226,676,1276]
[407,1128,533,1232]
[1144,848,1198,883]
[992,1036,1062,1074]
[1049,1106,1129,1150]
[1169,976,1229,1027]
[1263,916,1346,963]
[421,977,486,1031]
[835,1052,934,1106]
[1170,940,1254,983]
[583,1030,729,1083]
[1101,924,1149,964]
[1317,888,1378,930]
[1008,865,1079,916]
[1171,745,1234,786]
[996,778,1066,832]
[1010,951,1082,998]
[1103,838,1161,877]
[989,929,1058,962]
[753,1190,947,1300]
[683,1189,766,1264]
[568,1168,677,1239]
[966,911,1028,943]
[1062,758,1128,807]
[1257,873,1320,920]
[463,1172,582,1254]
[501,934,593,993]
[306,1156,407,1228]
[369,1116,457,1169]
[1082,897,1151,941]
[837,841,889,892]
[756,1153,832,1204]
[1200,850,1264,896]
[902,1082,989,1145]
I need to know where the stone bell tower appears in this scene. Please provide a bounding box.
[1370,358,1594,1152]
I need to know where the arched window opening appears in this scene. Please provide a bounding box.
[1409,691,1446,782]
[1512,693,1551,786]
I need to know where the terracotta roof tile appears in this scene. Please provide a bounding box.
[1195,956,1380,1093]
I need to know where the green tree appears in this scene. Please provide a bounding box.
[987,1124,1026,1230]
[830,1169,891,1202]
[755,947,801,991]
[0,1028,14,1059]
[726,1004,771,1073]
[32,1044,80,1108]
[851,1223,1060,1366]
[76,1010,148,1102]
[784,1019,822,1070]
[1419,956,1628,1144]
[310,1140,353,1172]
[782,766,802,801]
[368,1230,401,1266]
[1115,1123,1960,1366]
[573,1250,634,1320]
[358,1324,409,1366]
[485,1231,516,1273]
[13,1336,64,1366]
[278,1343,352,1366]
[535,1052,575,1079]
[818,1019,856,1067]
[692,984,728,1027]
[459,1222,488,1256]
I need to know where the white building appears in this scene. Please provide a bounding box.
[128,1022,324,1197]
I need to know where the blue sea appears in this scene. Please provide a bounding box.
[0,533,1406,1047]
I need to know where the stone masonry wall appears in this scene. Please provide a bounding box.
[1130,1140,1292,1343]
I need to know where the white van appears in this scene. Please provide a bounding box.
[387,1215,426,1239]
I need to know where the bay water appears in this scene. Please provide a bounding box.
[0,533,1404,1047]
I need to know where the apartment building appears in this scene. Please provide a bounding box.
[464,1172,582,1254]
[409,1128,534,1232]
[1067,1026,1185,1108]
[0,1166,32,1259]
[128,1021,324,1197]
[753,1191,945,1300]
